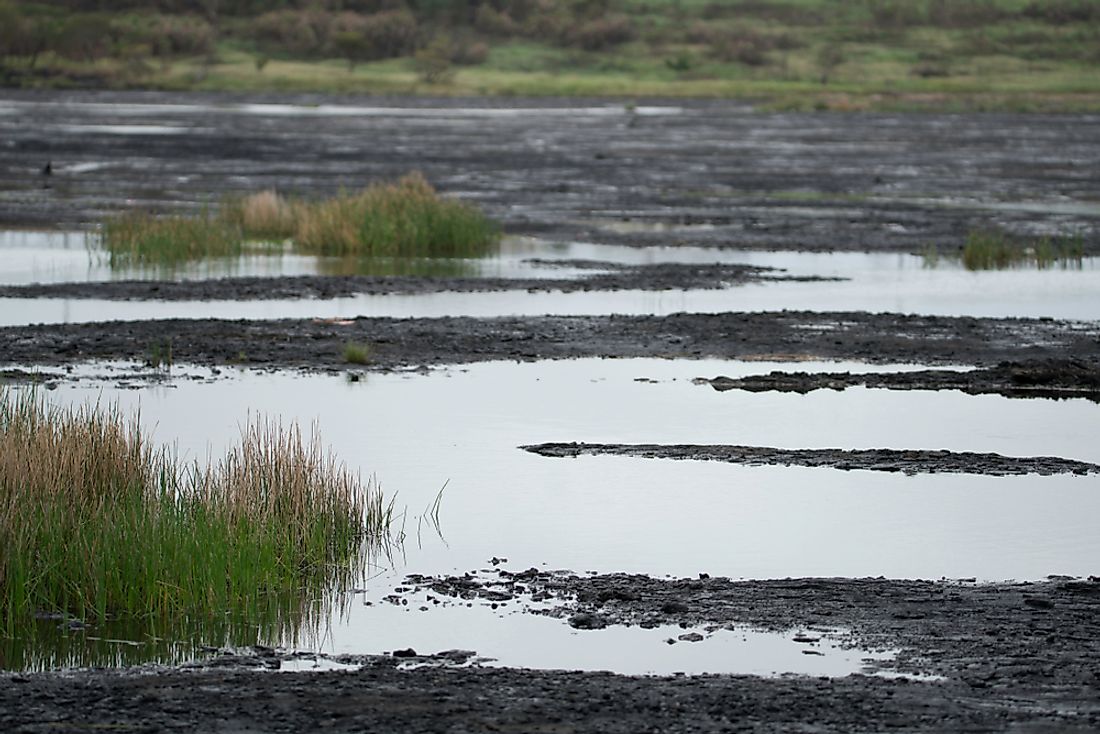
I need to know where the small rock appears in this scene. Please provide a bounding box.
[391,648,418,658]
[568,613,607,630]
[677,632,704,643]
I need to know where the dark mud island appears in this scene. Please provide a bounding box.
[2,92,1100,732]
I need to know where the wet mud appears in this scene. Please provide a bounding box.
[522,442,1100,476]
[3,574,1099,732]
[2,91,1099,253]
[3,312,1099,380]
[699,358,1100,402]
[0,261,837,301]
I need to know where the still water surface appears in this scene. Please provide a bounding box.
[2,232,1099,324]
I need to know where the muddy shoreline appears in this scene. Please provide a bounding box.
[0,262,838,301]
[3,575,1098,732]
[700,359,1100,402]
[3,311,1099,381]
[522,442,1100,475]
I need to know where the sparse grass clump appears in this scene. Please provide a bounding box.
[0,389,390,633]
[294,172,500,258]
[96,173,499,267]
[961,229,1085,269]
[99,209,243,267]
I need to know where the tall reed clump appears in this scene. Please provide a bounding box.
[99,208,244,267]
[0,389,390,634]
[961,229,1085,270]
[96,174,499,267]
[293,172,500,258]
[221,189,300,241]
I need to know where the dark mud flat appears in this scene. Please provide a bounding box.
[2,91,1098,252]
[700,358,1100,402]
[522,442,1100,476]
[3,311,1100,385]
[0,262,837,302]
[4,576,1099,733]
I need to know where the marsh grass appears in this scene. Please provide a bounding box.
[97,173,499,267]
[221,189,299,241]
[343,342,371,365]
[0,389,391,636]
[961,229,1085,269]
[293,173,500,258]
[99,208,244,267]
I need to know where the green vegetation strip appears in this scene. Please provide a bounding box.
[924,229,1086,270]
[0,389,392,633]
[3,0,1100,111]
[98,172,500,267]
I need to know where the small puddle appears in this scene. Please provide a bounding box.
[314,584,890,678]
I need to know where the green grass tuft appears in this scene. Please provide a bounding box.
[343,342,371,365]
[99,208,244,267]
[0,389,393,639]
[961,229,1085,270]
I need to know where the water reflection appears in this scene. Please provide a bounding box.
[3,232,1099,322]
[2,592,342,672]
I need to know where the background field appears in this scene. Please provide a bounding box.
[2,0,1100,110]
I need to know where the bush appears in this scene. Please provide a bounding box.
[565,14,635,51]
[150,14,215,56]
[447,35,490,65]
[709,28,793,67]
[54,15,114,62]
[926,0,1005,28]
[358,9,419,59]
[1022,0,1100,24]
[252,10,329,56]
[474,3,518,36]
[412,37,455,83]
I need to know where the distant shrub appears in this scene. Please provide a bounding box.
[253,10,330,56]
[0,3,49,61]
[1021,0,1100,24]
[145,15,215,57]
[450,38,490,65]
[358,9,418,59]
[868,1,924,29]
[474,4,518,36]
[925,0,1005,28]
[709,28,789,67]
[565,14,635,51]
[413,37,455,83]
[54,15,115,62]
[665,52,696,73]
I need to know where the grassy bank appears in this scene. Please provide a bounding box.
[0,389,392,632]
[3,0,1100,112]
[98,172,499,267]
